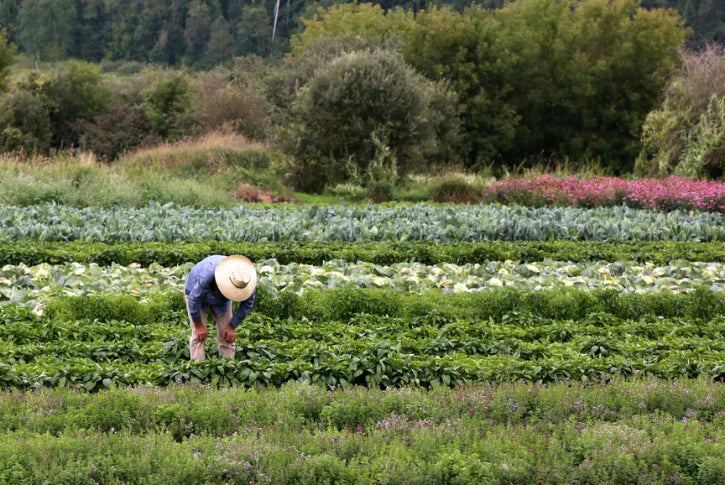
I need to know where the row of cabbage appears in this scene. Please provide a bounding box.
[2,258,725,311]
[2,203,724,242]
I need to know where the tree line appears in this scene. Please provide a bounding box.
[0,0,722,66]
[0,0,722,193]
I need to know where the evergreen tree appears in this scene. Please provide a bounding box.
[185,0,212,63]
[236,5,270,57]
[0,27,15,92]
[0,0,21,42]
[17,0,77,60]
[205,17,234,67]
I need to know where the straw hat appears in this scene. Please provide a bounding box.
[214,255,257,301]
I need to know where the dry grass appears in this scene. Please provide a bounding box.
[119,131,268,167]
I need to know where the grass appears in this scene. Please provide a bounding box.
[0,132,295,207]
[1,379,724,483]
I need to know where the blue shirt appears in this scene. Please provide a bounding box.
[184,255,256,328]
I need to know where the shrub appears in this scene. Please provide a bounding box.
[428,173,485,203]
[142,73,195,140]
[38,60,113,148]
[0,91,52,153]
[191,68,270,140]
[637,45,725,179]
[81,103,148,161]
[278,46,459,192]
[327,183,367,200]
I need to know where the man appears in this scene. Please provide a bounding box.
[184,255,257,361]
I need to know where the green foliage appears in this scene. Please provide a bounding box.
[0,90,52,152]
[2,203,724,243]
[637,45,725,179]
[44,293,181,326]
[3,286,724,388]
[17,0,76,61]
[34,60,113,148]
[142,73,195,140]
[1,380,725,483]
[326,183,368,201]
[296,0,687,170]
[397,5,517,165]
[3,240,725,267]
[279,47,458,191]
[0,27,15,92]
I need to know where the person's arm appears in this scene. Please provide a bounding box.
[187,271,214,341]
[230,290,256,329]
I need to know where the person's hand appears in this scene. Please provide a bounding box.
[222,325,236,344]
[194,322,208,342]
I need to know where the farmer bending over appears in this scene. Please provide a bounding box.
[184,255,256,361]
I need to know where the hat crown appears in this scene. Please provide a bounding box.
[229,271,250,289]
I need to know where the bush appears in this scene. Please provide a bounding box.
[278,46,460,192]
[0,91,52,153]
[142,73,195,140]
[81,103,149,161]
[427,173,485,203]
[191,68,270,140]
[637,45,725,179]
[39,60,113,148]
[327,183,367,200]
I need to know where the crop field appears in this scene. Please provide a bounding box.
[2,200,725,483]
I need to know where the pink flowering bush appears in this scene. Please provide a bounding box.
[481,175,725,212]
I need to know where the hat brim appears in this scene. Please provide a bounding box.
[214,255,257,301]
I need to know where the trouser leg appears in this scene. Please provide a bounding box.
[185,295,206,361]
[213,304,236,358]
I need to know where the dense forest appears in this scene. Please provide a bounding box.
[0,0,722,65]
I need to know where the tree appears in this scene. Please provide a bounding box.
[0,27,16,93]
[185,0,212,63]
[0,0,21,43]
[278,47,459,191]
[205,17,234,68]
[293,3,517,165]
[74,0,110,61]
[143,72,195,139]
[0,91,52,153]
[17,0,77,60]
[235,5,271,57]
[495,0,688,171]
[34,60,112,148]
[397,6,517,165]
[636,44,725,178]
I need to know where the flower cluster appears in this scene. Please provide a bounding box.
[481,175,725,212]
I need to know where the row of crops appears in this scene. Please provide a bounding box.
[3,200,725,483]
[3,203,725,241]
[2,288,725,390]
[2,258,725,308]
